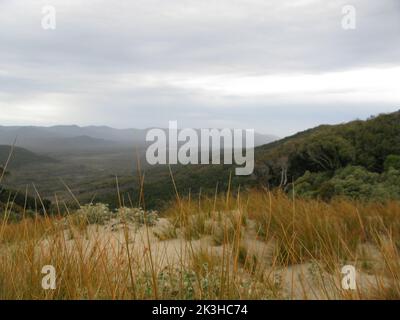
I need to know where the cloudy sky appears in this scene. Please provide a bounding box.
[0,0,399,137]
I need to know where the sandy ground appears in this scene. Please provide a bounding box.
[32,217,393,300]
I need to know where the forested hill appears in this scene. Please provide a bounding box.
[253,110,400,200]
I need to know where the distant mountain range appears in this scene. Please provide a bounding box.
[0,126,146,153]
[0,125,279,153]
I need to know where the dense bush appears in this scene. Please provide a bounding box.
[295,157,400,201]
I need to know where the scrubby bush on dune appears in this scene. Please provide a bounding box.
[116,207,159,226]
[74,203,113,225]
[68,203,159,227]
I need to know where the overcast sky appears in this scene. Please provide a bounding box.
[0,0,399,137]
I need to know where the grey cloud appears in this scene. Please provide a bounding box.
[0,0,399,136]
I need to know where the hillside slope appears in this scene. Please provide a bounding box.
[252,111,400,196]
[0,145,57,169]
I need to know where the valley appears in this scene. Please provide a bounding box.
[0,125,274,209]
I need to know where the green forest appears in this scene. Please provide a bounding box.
[254,111,400,200]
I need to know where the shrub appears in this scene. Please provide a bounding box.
[116,207,159,226]
[74,203,113,225]
[384,155,400,171]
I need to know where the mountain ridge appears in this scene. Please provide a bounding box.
[0,125,278,153]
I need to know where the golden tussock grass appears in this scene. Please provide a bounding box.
[1,188,400,300]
